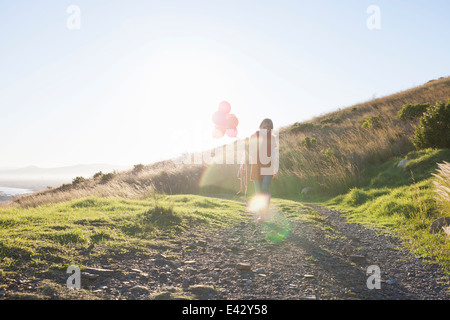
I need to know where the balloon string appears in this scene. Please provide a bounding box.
[236,135,248,200]
[237,162,248,200]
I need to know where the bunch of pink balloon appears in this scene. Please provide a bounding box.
[212,101,239,138]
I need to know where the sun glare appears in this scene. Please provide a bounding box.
[96,42,249,164]
[247,193,271,215]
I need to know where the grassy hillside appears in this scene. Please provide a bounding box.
[276,76,450,196]
[8,76,450,208]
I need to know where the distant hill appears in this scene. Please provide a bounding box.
[0,164,132,191]
[0,164,131,177]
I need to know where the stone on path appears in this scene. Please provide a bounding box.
[130,285,150,297]
[81,272,99,280]
[348,255,366,264]
[386,280,397,285]
[182,278,190,289]
[236,262,252,271]
[84,267,115,274]
[188,284,216,295]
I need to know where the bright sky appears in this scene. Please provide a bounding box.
[1,0,449,167]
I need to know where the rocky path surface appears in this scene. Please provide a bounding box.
[169,204,449,300]
[74,204,450,299]
[3,203,449,300]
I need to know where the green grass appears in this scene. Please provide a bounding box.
[0,194,248,288]
[0,193,318,299]
[323,148,450,274]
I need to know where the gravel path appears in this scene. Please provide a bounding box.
[77,203,450,300]
[169,203,449,300]
[3,202,449,300]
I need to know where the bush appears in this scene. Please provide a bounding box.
[100,172,116,184]
[133,164,145,173]
[321,148,335,159]
[72,176,86,185]
[93,171,103,179]
[398,103,430,121]
[412,100,450,149]
[301,137,317,149]
[361,116,381,129]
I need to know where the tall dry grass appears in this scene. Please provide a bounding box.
[277,76,450,194]
[7,76,450,207]
[278,115,415,193]
[433,161,450,216]
[11,161,207,208]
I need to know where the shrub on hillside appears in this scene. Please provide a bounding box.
[411,100,450,149]
[100,172,116,184]
[361,116,381,129]
[398,103,430,121]
[301,137,317,149]
[72,176,86,185]
[321,148,335,158]
[93,171,103,179]
[133,164,145,174]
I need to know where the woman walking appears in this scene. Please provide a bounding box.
[249,118,278,222]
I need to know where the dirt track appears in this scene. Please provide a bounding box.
[3,202,449,300]
[71,203,450,299]
[169,203,450,300]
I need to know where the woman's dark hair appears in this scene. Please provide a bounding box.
[259,118,273,130]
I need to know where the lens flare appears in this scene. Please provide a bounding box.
[198,164,240,193]
[247,194,270,214]
[247,197,292,243]
[260,209,292,243]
